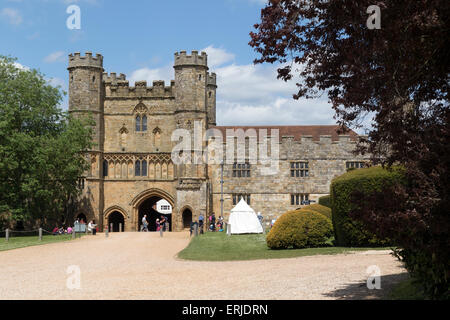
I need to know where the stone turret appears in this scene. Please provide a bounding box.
[68,51,104,157]
[207,72,217,126]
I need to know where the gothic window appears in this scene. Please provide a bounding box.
[291,194,309,206]
[142,160,148,177]
[233,162,251,178]
[136,115,141,132]
[134,103,148,132]
[135,160,141,176]
[103,160,108,177]
[290,162,309,177]
[142,115,147,132]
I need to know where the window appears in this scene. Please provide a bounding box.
[161,205,171,211]
[136,115,141,132]
[346,161,365,169]
[232,162,251,178]
[142,115,147,132]
[232,194,251,205]
[103,160,108,177]
[135,160,141,176]
[290,162,309,177]
[141,160,147,177]
[290,194,309,206]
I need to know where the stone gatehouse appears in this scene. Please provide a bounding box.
[68,51,368,232]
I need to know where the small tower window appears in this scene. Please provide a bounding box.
[142,160,147,177]
[136,115,141,132]
[142,115,147,132]
[92,75,96,83]
[209,91,212,98]
[198,74,202,81]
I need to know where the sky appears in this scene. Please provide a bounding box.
[0,0,347,128]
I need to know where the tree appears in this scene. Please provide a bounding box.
[250,1,449,298]
[0,56,93,230]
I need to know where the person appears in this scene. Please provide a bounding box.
[164,216,170,232]
[142,214,148,232]
[88,220,97,235]
[257,212,264,225]
[198,213,204,234]
[156,219,160,231]
[159,215,166,232]
[211,213,216,231]
[67,226,73,234]
[52,225,59,236]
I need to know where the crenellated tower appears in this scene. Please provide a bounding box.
[68,52,105,228]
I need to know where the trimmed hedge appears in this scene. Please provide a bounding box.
[318,195,331,208]
[267,209,333,249]
[330,166,404,246]
[303,204,332,220]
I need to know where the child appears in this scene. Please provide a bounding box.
[156,219,160,231]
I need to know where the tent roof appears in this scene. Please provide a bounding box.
[231,199,254,213]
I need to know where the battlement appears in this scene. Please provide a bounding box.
[68,52,103,69]
[174,50,208,68]
[207,72,217,86]
[103,72,127,83]
[105,78,176,98]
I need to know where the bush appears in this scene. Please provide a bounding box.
[318,195,331,208]
[330,166,404,247]
[267,209,333,249]
[302,204,332,220]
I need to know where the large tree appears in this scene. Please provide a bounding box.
[250,0,449,298]
[0,56,93,230]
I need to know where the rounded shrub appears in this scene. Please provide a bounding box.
[267,209,333,249]
[318,195,331,208]
[302,204,332,220]
[330,166,405,247]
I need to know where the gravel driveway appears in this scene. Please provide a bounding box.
[0,232,407,300]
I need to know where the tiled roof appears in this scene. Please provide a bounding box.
[211,125,359,142]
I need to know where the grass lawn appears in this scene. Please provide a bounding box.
[177,231,393,261]
[0,234,84,252]
[387,278,426,300]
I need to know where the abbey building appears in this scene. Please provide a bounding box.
[68,51,368,232]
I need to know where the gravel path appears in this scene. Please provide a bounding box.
[0,232,407,300]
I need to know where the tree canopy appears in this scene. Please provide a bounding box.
[250,0,449,299]
[0,56,93,229]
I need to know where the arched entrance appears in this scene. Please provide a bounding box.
[182,208,192,229]
[76,213,87,224]
[138,196,172,232]
[108,211,125,232]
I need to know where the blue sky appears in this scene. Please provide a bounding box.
[0,0,345,128]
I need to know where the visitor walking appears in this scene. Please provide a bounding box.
[156,219,160,231]
[142,214,148,232]
[211,213,216,231]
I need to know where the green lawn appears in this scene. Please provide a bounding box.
[0,234,84,252]
[177,232,392,261]
[387,278,426,300]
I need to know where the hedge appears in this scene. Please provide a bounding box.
[318,195,331,208]
[302,204,332,220]
[330,166,405,246]
[267,209,333,249]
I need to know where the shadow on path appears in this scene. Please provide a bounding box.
[323,272,409,300]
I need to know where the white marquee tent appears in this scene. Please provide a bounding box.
[227,199,263,234]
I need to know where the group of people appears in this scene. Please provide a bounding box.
[141,214,169,232]
[52,225,72,235]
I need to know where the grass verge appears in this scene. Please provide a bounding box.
[0,234,84,252]
[177,232,392,261]
[387,278,426,300]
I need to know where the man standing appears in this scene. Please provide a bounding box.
[198,213,204,234]
[142,214,148,232]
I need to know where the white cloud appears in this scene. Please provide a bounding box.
[44,51,66,63]
[0,8,23,26]
[128,46,339,127]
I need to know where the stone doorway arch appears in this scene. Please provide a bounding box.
[130,189,176,232]
[104,206,128,232]
[181,207,193,229]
